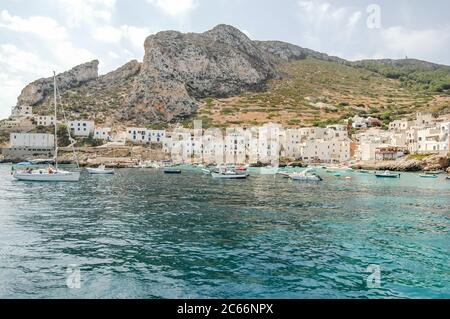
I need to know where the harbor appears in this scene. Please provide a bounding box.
[0,163,449,298]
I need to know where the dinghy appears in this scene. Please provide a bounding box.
[289,168,322,182]
[164,168,182,174]
[419,174,438,179]
[375,171,400,178]
[87,165,115,175]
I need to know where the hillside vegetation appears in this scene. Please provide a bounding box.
[193,58,450,128]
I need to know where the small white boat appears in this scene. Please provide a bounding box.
[211,168,248,179]
[211,172,248,179]
[419,174,438,179]
[13,168,80,182]
[202,169,211,175]
[86,165,115,175]
[277,172,291,179]
[375,171,401,178]
[289,168,322,182]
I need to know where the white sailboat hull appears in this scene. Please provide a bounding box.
[211,172,248,179]
[13,171,80,182]
[290,175,321,182]
[86,168,115,175]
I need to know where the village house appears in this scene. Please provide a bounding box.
[68,120,95,137]
[35,115,56,127]
[94,127,112,141]
[11,105,33,118]
[127,128,166,144]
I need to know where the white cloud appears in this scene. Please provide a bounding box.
[120,25,151,49]
[380,26,450,59]
[93,25,123,43]
[0,44,55,74]
[55,0,116,28]
[147,0,198,17]
[92,24,150,49]
[0,44,58,118]
[0,10,67,41]
[347,11,362,29]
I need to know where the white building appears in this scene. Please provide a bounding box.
[94,128,112,141]
[389,119,411,131]
[351,115,368,129]
[11,105,33,118]
[127,128,166,144]
[416,125,448,154]
[0,119,21,130]
[35,115,56,127]
[415,112,434,127]
[69,121,94,137]
[10,133,54,148]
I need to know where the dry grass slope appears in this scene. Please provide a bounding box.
[195,58,450,128]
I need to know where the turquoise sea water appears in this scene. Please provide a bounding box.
[0,164,449,299]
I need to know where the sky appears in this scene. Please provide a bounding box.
[1,0,449,119]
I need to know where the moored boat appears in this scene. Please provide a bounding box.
[164,168,182,174]
[87,165,115,175]
[13,72,80,183]
[419,174,438,179]
[289,168,322,182]
[211,171,248,179]
[375,171,400,178]
[13,167,80,182]
[202,169,211,175]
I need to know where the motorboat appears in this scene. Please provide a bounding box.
[289,168,322,182]
[276,172,291,179]
[86,165,115,175]
[211,171,248,179]
[424,170,444,175]
[164,168,182,174]
[419,174,438,179]
[375,171,401,178]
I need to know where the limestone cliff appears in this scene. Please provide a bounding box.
[17,60,99,106]
[126,24,278,122]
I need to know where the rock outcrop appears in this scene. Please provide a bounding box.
[352,154,450,172]
[17,60,99,106]
[126,24,278,122]
[98,60,141,84]
[255,40,348,64]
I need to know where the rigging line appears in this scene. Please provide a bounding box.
[55,82,80,169]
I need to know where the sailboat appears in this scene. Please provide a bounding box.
[13,72,80,182]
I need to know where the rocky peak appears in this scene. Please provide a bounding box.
[127,24,278,123]
[17,60,99,106]
[99,60,141,83]
[255,40,348,64]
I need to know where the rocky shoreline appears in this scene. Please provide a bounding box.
[351,154,450,173]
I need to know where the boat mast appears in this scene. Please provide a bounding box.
[53,71,58,169]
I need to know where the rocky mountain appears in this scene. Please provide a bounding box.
[254,40,348,65]
[126,24,278,122]
[15,24,450,126]
[17,60,99,106]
